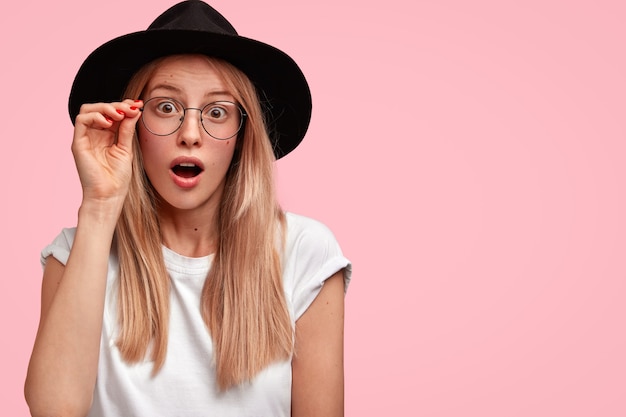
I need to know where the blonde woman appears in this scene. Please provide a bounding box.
[24,1,351,416]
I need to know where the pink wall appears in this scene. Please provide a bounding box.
[3,0,625,415]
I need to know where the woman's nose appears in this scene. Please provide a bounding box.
[177,108,204,147]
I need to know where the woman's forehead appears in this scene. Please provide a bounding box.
[146,55,233,99]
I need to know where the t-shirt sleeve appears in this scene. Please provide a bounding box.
[284,214,352,321]
[40,228,76,269]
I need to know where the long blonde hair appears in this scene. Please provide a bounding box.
[114,55,292,390]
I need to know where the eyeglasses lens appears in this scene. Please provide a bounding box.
[141,97,244,140]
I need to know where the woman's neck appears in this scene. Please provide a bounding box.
[157,205,219,258]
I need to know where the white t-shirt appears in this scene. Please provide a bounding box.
[41,212,351,417]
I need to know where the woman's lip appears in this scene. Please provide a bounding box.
[170,156,205,170]
[169,156,204,188]
[170,169,202,189]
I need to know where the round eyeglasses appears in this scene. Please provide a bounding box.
[140,97,247,140]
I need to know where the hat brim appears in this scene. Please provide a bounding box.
[69,30,312,159]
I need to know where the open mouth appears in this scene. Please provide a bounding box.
[172,162,203,178]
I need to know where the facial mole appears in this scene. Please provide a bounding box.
[194,228,198,231]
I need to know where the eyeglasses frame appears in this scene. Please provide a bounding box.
[139,96,248,140]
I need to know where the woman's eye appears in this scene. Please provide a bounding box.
[207,106,227,120]
[156,101,177,114]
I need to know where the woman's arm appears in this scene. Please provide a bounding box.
[25,210,118,417]
[24,101,141,417]
[292,270,346,417]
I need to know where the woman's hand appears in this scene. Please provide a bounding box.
[71,99,143,205]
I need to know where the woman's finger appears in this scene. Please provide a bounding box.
[116,100,143,151]
[74,111,115,132]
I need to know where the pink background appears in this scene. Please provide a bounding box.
[2,0,625,415]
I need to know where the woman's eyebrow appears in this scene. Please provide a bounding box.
[146,84,233,99]
[146,83,183,95]
[204,90,234,99]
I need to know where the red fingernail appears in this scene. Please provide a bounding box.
[134,99,141,102]
[116,110,126,116]
[105,116,113,123]
[130,106,138,110]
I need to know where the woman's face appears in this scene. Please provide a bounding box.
[138,55,238,215]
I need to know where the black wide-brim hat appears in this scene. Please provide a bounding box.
[69,0,311,159]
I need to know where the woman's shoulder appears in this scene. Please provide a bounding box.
[284,212,337,241]
[282,212,351,319]
[50,227,78,246]
[283,211,347,270]
[283,212,345,256]
[40,227,77,267]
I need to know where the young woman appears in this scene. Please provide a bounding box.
[24,2,351,416]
